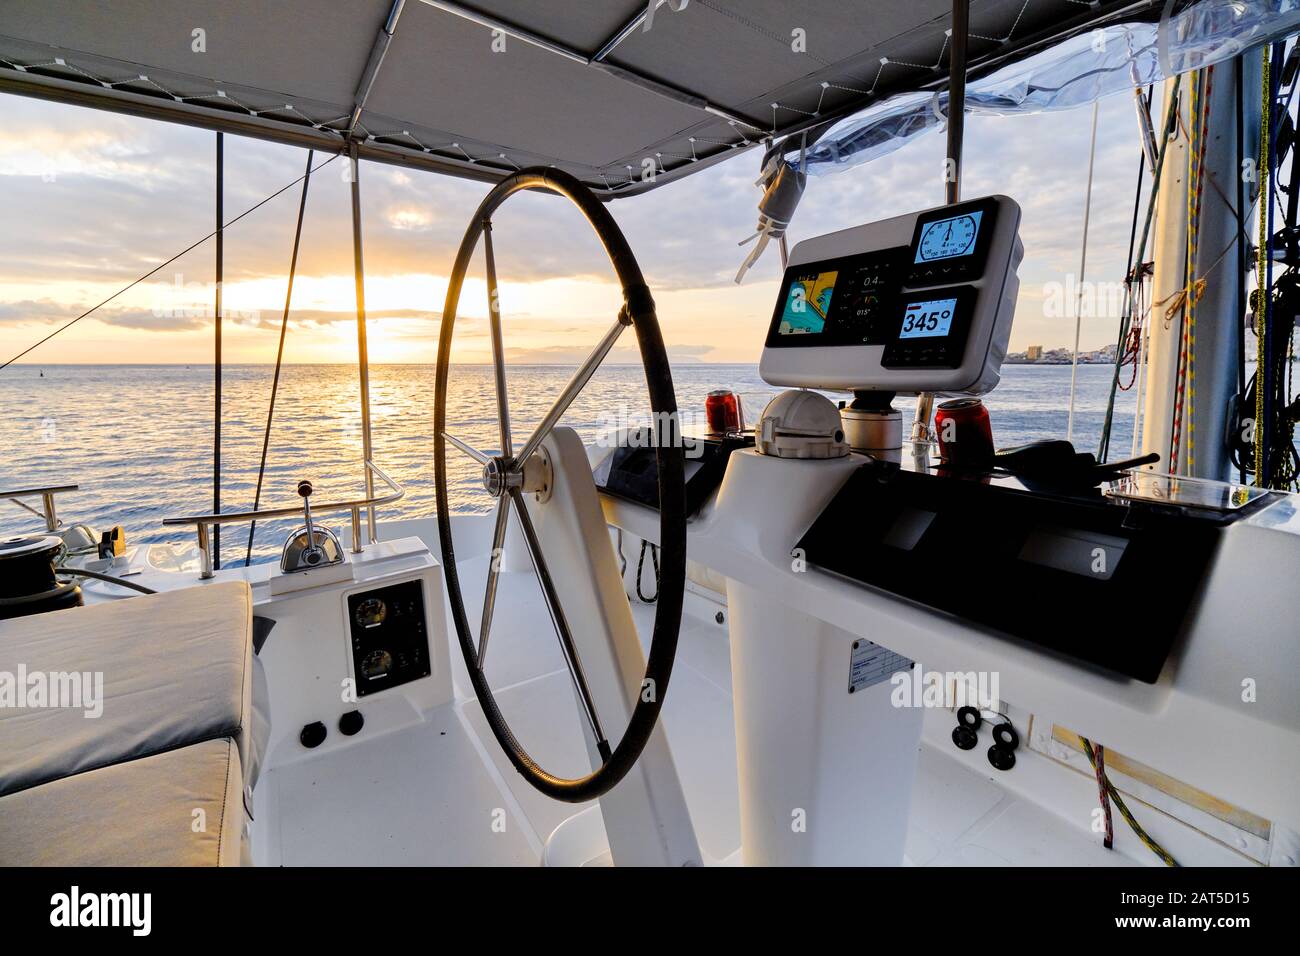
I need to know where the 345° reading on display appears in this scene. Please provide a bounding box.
[900,297,956,339]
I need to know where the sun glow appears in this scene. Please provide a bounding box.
[0,269,648,365]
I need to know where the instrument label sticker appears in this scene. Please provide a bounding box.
[849,639,913,694]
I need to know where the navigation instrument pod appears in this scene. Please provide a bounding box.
[760,195,1022,394]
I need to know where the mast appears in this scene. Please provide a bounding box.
[1141,78,1189,474]
[1142,58,1261,480]
[1189,55,1259,481]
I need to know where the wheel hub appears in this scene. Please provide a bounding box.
[480,457,520,498]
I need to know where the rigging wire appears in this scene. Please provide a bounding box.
[1099,93,1151,462]
[1098,76,1182,462]
[0,151,343,371]
[245,150,315,566]
[1066,100,1100,444]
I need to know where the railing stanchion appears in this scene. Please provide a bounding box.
[164,460,403,579]
[1,485,76,530]
[348,141,377,546]
[197,523,213,580]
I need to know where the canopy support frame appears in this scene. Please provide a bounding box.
[348,0,408,137]
[417,0,764,132]
[213,131,224,569]
[349,141,377,546]
[911,0,969,447]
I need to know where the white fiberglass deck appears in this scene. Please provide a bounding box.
[244,516,1223,867]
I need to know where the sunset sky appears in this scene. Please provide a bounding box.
[0,88,1144,365]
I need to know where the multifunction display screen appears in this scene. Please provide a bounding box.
[778,269,837,335]
[899,297,957,339]
[914,211,983,263]
[882,286,977,369]
[766,247,905,347]
[906,197,998,285]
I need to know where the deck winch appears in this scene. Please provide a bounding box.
[0,534,81,619]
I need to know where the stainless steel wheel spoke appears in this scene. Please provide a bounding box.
[443,431,490,465]
[508,487,609,753]
[483,220,513,458]
[514,317,625,468]
[476,494,510,668]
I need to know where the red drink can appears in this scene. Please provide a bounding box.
[705,389,744,436]
[934,398,993,467]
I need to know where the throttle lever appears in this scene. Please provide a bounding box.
[280,478,344,574]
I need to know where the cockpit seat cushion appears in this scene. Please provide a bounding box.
[0,580,260,798]
[0,737,245,866]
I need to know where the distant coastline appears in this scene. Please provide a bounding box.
[1004,344,1117,365]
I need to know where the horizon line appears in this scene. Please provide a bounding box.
[2,352,1105,367]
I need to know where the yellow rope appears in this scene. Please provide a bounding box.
[1186,73,1201,470]
[1155,277,1207,321]
[1254,50,1271,486]
[1080,737,1179,867]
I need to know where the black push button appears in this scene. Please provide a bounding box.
[300,721,327,749]
[338,710,365,736]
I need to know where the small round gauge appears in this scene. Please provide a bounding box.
[918,214,978,261]
[355,597,387,628]
[361,649,392,680]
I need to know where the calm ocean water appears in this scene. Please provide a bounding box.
[0,363,1137,563]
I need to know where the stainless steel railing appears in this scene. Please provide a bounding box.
[1,483,79,532]
[163,461,403,579]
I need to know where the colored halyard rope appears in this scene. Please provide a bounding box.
[1093,742,1114,850]
[1187,66,1214,472]
[1178,71,1199,472]
[1167,76,1194,472]
[1118,272,1150,392]
[1255,49,1271,486]
[1080,736,1179,867]
[1167,69,1213,473]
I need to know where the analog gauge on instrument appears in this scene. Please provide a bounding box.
[361,649,393,680]
[355,596,387,628]
[918,214,978,261]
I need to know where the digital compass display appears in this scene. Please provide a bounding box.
[914,210,983,263]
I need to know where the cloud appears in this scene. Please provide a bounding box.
[0,298,79,324]
[0,295,446,335]
[0,86,1148,354]
[503,343,715,364]
[268,308,440,328]
[0,298,211,332]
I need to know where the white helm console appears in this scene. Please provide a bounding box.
[759,195,1023,395]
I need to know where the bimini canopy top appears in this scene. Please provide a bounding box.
[0,0,1153,197]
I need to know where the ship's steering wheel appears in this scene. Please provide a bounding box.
[433,167,686,802]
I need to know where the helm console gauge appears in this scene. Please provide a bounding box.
[759,195,1023,395]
